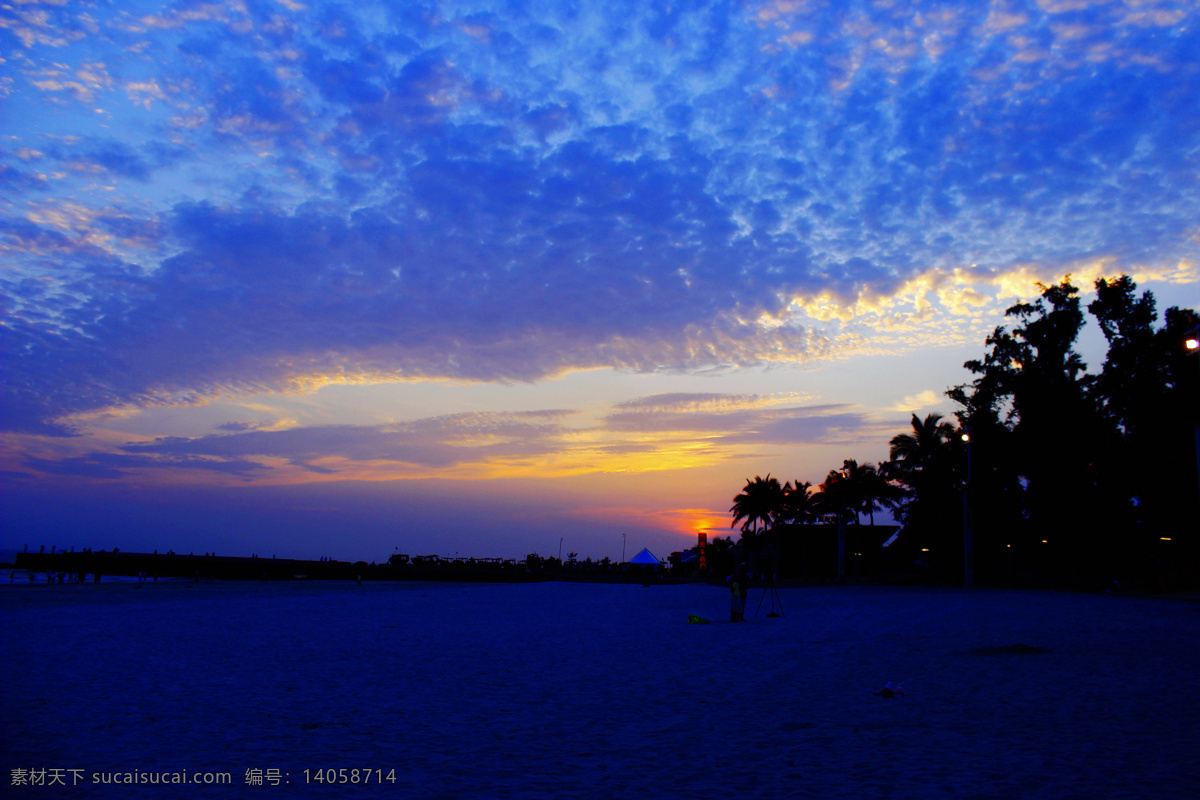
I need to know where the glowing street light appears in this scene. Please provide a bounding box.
[1187,326,1200,500]
[837,467,848,580]
[1186,323,1200,353]
[962,429,974,588]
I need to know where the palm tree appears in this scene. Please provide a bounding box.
[889,413,959,562]
[876,459,910,523]
[778,480,818,577]
[730,474,785,536]
[811,471,847,524]
[849,460,904,527]
[889,413,956,474]
[781,480,818,525]
[730,474,785,577]
[815,467,855,578]
[838,459,885,525]
[704,535,736,577]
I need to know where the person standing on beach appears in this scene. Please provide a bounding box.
[729,575,743,622]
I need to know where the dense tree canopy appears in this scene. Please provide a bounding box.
[949,277,1198,586]
[726,276,1198,589]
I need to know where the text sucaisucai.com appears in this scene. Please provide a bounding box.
[11,768,232,787]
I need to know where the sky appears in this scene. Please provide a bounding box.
[2,0,1198,563]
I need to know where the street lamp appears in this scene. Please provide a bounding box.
[837,468,847,580]
[1187,326,1200,500]
[962,430,974,588]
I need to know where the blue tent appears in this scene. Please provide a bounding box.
[628,548,660,565]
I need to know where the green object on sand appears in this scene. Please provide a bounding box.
[687,614,711,624]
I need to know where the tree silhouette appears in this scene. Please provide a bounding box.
[889,413,960,565]
[889,414,956,476]
[833,459,894,526]
[875,459,909,525]
[703,535,737,578]
[946,276,1199,586]
[730,474,785,577]
[813,469,853,526]
[723,276,1199,588]
[1087,279,1200,572]
[780,480,818,525]
[777,479,819,577]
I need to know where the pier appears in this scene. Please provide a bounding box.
[10,550,681,584]
[12,550,549,583]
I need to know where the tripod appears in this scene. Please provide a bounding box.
[753,539,785,618]
[756,572,785,618]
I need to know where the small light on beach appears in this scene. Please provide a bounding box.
[1186,337,1199,351]
[921,548,930,552]
[1160,537,1172,541]
[1042,539,1048,544]
[1006,544,1011,548]
[961,432,970,442]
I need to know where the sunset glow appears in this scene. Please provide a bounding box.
[2,0,1198,561]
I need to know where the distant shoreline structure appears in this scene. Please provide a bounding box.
[9,549,688,585]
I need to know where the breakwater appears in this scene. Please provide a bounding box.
[10,551,680,584]
[11,551,548,583]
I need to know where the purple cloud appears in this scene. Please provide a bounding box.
[122,411,574,471]
[24,452,270,479]
[0,0,1196,436]
[604,394,871,443]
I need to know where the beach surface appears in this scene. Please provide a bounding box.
[3,580,1198,798]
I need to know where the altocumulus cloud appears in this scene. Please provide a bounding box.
[120,411,574,473]
[1,0,1197,434]
[603,393,874,444]
[44,396,880,480]
[22,453,270,480]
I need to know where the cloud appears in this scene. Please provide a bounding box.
[891,390,944,413]
[14,391,885,483]
[612,393,812,414]
[215,421,264,432]
[120,411,574,473]
[1,0,1197,434]
[603,392,872,447]
[23,452,270,479]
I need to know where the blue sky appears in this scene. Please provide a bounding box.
[2,0,1198,561]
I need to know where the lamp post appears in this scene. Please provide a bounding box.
[837,468,847,580]
[962,430,974,588]
[1186,326,1200,500]
[621,533,626,564]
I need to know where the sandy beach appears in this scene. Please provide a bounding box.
[3,580,1198,798]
